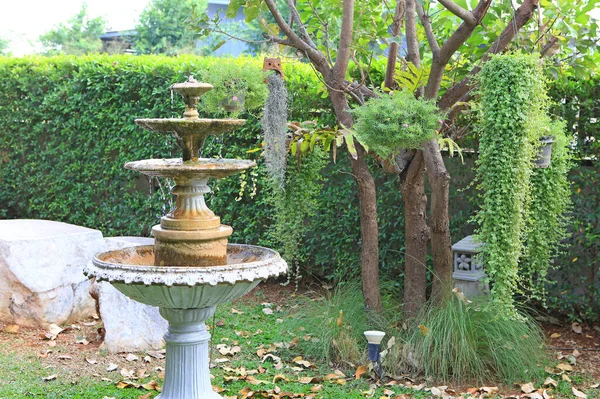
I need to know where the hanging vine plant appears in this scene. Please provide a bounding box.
[474,53,549,317]
[522,119,572,300]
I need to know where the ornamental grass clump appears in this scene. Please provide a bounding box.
[404,293,548,384]
[352,90,441,161]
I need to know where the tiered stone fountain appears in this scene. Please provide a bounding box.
[85,77,287,399]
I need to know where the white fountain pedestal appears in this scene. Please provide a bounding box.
[85,244,287,399]
[159,307,220,399]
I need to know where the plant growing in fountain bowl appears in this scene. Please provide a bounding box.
[351,90,442,162]
[200,61,268,118]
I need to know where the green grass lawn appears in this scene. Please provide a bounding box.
[0,283,598,399]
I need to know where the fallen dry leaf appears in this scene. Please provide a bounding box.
[142,380,161,391]
[3,324,19,333]
[521,382,536,394]
[572,387,587,399]
[572,322,583,334]
[543,377,558,387]
[85,357,97,365]
[107,363,118,372]
[42,374,57,381]
[550,333,561,339]
[126,353,139,362]
[355,365,368,380]
[557,363,574,372]
[298,376,321,384]
[58,355,72,360]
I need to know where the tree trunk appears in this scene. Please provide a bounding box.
[401,152,429,318]
[329,90,382,312]
[421,141,452,300]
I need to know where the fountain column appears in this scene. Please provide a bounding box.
[158,306,220,399]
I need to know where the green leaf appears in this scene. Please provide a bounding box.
[244,5,260,22]
[226,0,245,18]
[344,134,358,160]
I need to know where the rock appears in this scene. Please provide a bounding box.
[92,236,167,353]
[0,220,103,327]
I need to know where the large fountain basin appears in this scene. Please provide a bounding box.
[125,158,256,180]
[85,244,287,309]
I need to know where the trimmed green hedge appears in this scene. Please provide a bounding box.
[0,55,597,321]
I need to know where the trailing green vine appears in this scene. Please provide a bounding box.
[270,149,327,288]
[523,120,572,300]
[474,53,548,317]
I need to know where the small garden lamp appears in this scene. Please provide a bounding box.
[364,330,385,379]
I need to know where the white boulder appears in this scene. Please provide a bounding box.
[91,236,168,353]
[0,219,102,327]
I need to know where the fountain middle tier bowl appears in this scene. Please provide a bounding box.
[125,158,256,180]
[135,118,246,136]
[85,244,287,309]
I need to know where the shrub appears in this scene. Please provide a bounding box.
[352,90,441,161]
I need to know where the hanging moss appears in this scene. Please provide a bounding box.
[262,73,289,190]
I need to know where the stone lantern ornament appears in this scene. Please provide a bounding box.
[451,235,489,298]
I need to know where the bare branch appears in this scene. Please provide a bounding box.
[540,35,559,56]
[416,2,440,56]
[424,0,492,100]
[405,0,421,67]
[384,0,405,89]
[263,0,329,71]
[438,0,477,25]
[286,0,318,50]
[439,0,540,110]
[332,0,355,83]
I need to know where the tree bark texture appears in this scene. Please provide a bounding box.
[401,0,428,315]
[401,153,429,318]
[329,89,382,313]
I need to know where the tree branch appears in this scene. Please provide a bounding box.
[439,0,540,110]
[438,0,477,25]
[285,0,319,50]
[416,2,440,56]
[424,0,492,100]
[332,0,355,83]
[405,0,421,67]
[384,0,405,89]
[263,0,329,71]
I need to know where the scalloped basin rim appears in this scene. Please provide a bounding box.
[86,244,288,287]
[124,158,256,171]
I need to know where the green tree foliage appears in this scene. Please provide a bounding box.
[39,4,105,55]
[135,0,208,54]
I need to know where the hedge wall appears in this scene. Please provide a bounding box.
[0,55,597,320]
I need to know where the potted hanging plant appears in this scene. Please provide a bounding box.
[200,61,268,118]
[351,90,442,161]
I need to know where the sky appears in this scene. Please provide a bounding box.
[0,0,150,56]
[1,1,599,56]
